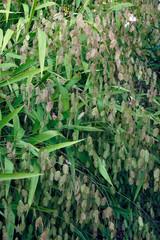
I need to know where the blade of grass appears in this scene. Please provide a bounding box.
[38,28,46,78]
[5,0,11,24]
[40,139,85,153]
[59,85,69,112]
[1,29,14,53]
[66,148,75,187]
[97,157,113,186]
[0,173,43,181]
[6,208,15,240]
[28,130,65,145]
[35,2,60,10]
[134,171,145,202]
[0,105,23,131]
[28,161,40,207]
[0,29,3,50]
[26,0,38,33]
[5,158,13,198]
[0,66,52,87]
[63,125,104,131]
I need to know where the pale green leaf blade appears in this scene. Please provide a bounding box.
[0,105,23,131]
[97,158,113,186]
[66,148,75,187]
[0,173,43,181]
[76,0,81,8]
[22,3,29,20]
[64,53,72,80]
[1,29,14,52]
[63,125,104,132]
[6,208,15,240]
[16,140,39,157]
[0,29,3,50]
[26,0,38,33]
[134,171,145,201]
[7,102,25,140]
[59,85,69,112]
[16,17,25,42]
[0,10,17,14]
[5,0,11,24]
[40,139,85,153]
[5,158,14,198]
[0,66,52,87]
[28,130,65,145]
[28,161,40,207]
[35,2,59,11]
[38,28,46,78]
[109,2,134,12]
[0,63,17,69]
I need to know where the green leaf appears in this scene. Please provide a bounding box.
[65,73,81,90]
[5,0,11,24]
[6,208,15,240]
[0,173,43,181]
[82,61,88,73]
[59,85,69,112]
[16,140,39,157]
[5,158,14,198]
[28,130,65,145]
[0,105,23,131]
[63,53,72,80]
[28,161,40,207]
[0,63,17,69]
[0,66,52,87]
[38,28,46,78]
[76,0,81,8]
[74,228,87,240]
[7,102,25,140]
[26,0,38,33]
[109,3,134,12]
[97,157,113,186]
[22,3,29,20]
[35,2,59,11]
[40,139,85,153]
[0,10,18,14]
[134,171,145,201]
[6,53,21,59]
[1,29,14,52]
[66,148,75,186]
[63,125,104,132]
[0,29,3,50]
[16,17,25,42]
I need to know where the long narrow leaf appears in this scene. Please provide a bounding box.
[40,139,85,153]
[0,29,3,50]
[0,173,43,181]
[5,0,11,24]
[0,105,23,130]
[0,66,52,87]
[134,171,145,201]
[63,125,104,132]
[38,28,46,77]
[1,29,14,52]
[28,161,40,207]
[5,158,13,198]
[26,0,37,33]
[97,158,113,186]
[35,2,59,10]
[28,130,65,145]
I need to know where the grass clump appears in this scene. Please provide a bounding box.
[0,0,159,239]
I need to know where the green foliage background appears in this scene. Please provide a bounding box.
[0,0,159,239]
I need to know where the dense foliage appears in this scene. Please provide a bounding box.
[0,0,160,239]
